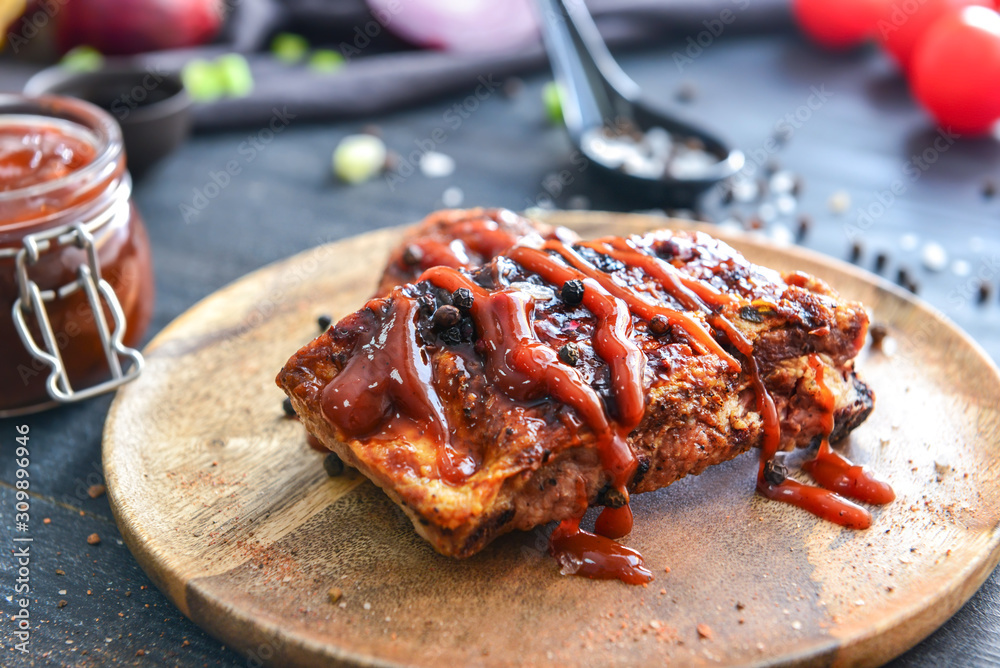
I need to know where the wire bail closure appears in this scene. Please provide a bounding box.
[10,209,144,404]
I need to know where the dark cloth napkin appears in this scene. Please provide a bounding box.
[129,0,793,131]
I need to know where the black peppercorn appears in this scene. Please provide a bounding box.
[763,459,787,486]
[977,280,992,304]
[451,288,474,310]
[869,323,888,349]
[558,342,581,366]
[675,81,697,103]
[896,266,913,288]
[849,241,862,263]
[317,314,332,332]
[432,305,461,330]
[648,315,670,336]
[472,268,496,290]
[417,293,436,315]
[282,396,296,418]
[739,306,764,323]
[460,319,475,341]
[597,485,628,509]
[796,215,811,243]
[439,326,462,346]
[560,279,585,305]
[402,244,423,266]
[435,287,454,306]
[323,453,344,477]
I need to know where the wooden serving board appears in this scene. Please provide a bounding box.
[103,211,1000,667]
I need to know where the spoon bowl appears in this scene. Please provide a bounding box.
[535,0,744,207]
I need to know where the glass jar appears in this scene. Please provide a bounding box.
[0,94,154,417]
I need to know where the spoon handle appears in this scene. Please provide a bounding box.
[533,0,641,142]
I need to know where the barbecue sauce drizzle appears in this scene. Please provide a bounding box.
[320,231,892,584]
[579,238,895,526]
[753,352,894,530]
[800,355,895,504]
[401,216,530,272]
[321,293,476,482]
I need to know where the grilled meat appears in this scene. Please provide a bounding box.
[375,208,578,297]
[278,210,874,559]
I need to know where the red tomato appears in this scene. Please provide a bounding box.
[793,0,882,48]
[875,0,991,69]
[911,6,1000,134]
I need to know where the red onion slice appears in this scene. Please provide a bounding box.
[367,0,539,54]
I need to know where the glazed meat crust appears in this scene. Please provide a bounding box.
[375,207,579,297]
[278,210,872,558]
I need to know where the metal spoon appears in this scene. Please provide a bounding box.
[535,0,744,207]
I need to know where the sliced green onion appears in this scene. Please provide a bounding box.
[308,49,346,74]
[333,134,388,184]
[60,46,104,73]
[181,59,226,102]
[543,81,564,125]
[217,53,254,98]
[271,32,310,64]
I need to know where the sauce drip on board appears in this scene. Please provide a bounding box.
[0,122,96,192]
[755,356,894,528]
[317,226,892,583]
[549,516,652,584]
[801,355,895,505]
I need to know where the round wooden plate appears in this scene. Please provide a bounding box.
[104,211,1000,667]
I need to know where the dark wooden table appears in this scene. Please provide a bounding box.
[3,32,1000,666]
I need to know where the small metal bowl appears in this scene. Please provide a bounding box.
[24,66,192,178]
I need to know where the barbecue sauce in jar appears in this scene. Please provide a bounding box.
[0,123,96,191]
[0,96,153,415]
[318,224,893,583]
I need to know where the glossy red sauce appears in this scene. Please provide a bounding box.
[803,453,896,506]
[424,266,639,490]
[757,355,894,527]
[405,237,470,269]
[801,355,895,505]
[593,503,633,540]
[449,216,526,259]
[318,225,889,583]
[320,292,476,483]
[0,122,96,192]
[506,245,646,429]
[398,216,526,273]
[546,240,740,371]
[549,516,652,585]
[758,478,872,529]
